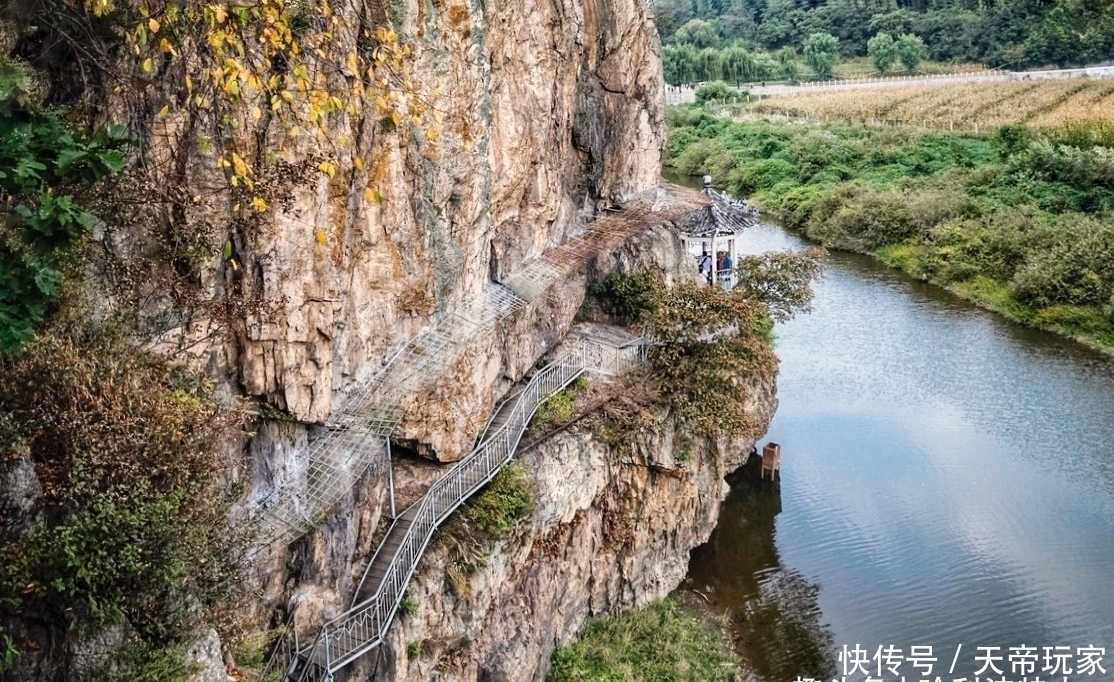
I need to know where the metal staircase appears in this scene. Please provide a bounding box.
[282,339,645,681]
[251,185,706,547]
[254,183,710,680]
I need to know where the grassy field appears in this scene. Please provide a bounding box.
[547,597,737,682]
[665,105,1114,352]
[746,79,1114,133]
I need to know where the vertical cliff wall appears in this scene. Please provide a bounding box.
[2,0,674,677]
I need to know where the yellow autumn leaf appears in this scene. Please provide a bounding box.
[365,186,385,204]
[148,17,160,33]
[142,57,155,74]
[250,106,262,120]
[231,152,249,178]
[211,5,227,24]
[352,157,364,171]
[425,126,440,141]
[317,160,338,178]
[315,230,328,245]
[250,196,268,212]
[158,38,176,55]
[158,104,170,117]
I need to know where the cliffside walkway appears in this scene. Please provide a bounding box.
[283,334,646,682]
[250,184,710,680]
[251,185,706,548]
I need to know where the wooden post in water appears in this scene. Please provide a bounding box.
[761,442,782,481]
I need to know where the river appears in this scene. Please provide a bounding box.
[685,219,1114,681]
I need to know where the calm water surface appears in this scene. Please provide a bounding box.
[687,221,1114,681]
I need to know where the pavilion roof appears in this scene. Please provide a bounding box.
[686,186,760,236]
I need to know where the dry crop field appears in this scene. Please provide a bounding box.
[750,79,1114,130]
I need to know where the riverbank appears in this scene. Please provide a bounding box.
[665,105,1114,354]
[693,218,1114,682]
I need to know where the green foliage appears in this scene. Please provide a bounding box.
[406,640,422,660]
[1011,217,1114,307]
[802,32,839,80]
[894,33,927,71]
[100,642,200,682]
[398,595,418,617]
[655,0,1114,68]
[720,47,756,85]
[232,627,288,673]
[0,634,18,673]
[776,47,800,83]
[867,32,896,72]
[593,278,785,438]
[588,271,661,323]
[531,376,590,430]
[733,248,827,322]
[0,323,243,646]
[0,59,129,353]
[1026,141,1114,191]
[673,19,721,49]
[461,463,533,539]
[695,81,731,105]
[547,598,736,682]
[992,125,1033,161]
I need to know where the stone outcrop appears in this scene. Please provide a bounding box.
[368,375,777,682]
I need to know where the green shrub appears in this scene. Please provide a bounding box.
[0,634,18,673]
[587,271,661,323]
[729,158,798,193]
[398,595,418,617]
[1026,140,1114,190]
[806,189,915,251]
[462,463,533,539]
[787,129,853,181]
[547,598,736,682]
[992,124,1033,160]
[1011,216,1114,307]
[672,138,728,176]
[1044,119,1114,149]
[645,283,778,437]
[0,322,243,648]
[695,81,731,105]
[0,59,129,353]
[923,216,1028,283]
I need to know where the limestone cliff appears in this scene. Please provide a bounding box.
[369,375,776,682]
[0,0,778,678]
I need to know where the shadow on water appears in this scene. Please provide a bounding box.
[688,455,837,682]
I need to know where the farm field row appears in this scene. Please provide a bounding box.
[749,79,1114,129]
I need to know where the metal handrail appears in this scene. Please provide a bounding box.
[288,339,644,681]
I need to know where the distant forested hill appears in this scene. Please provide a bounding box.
[654,0,1114,73]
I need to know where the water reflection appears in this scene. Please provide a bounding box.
[675,192,1114,681]
[689,460,837,682]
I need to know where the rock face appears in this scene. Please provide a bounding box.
[208,0,667,454]
[1,0,763,678]
[369,380,777,682]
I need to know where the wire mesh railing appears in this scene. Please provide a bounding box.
[249,185,706,548]
[283,338,645,682]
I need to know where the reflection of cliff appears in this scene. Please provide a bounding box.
[688,459,837,682]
